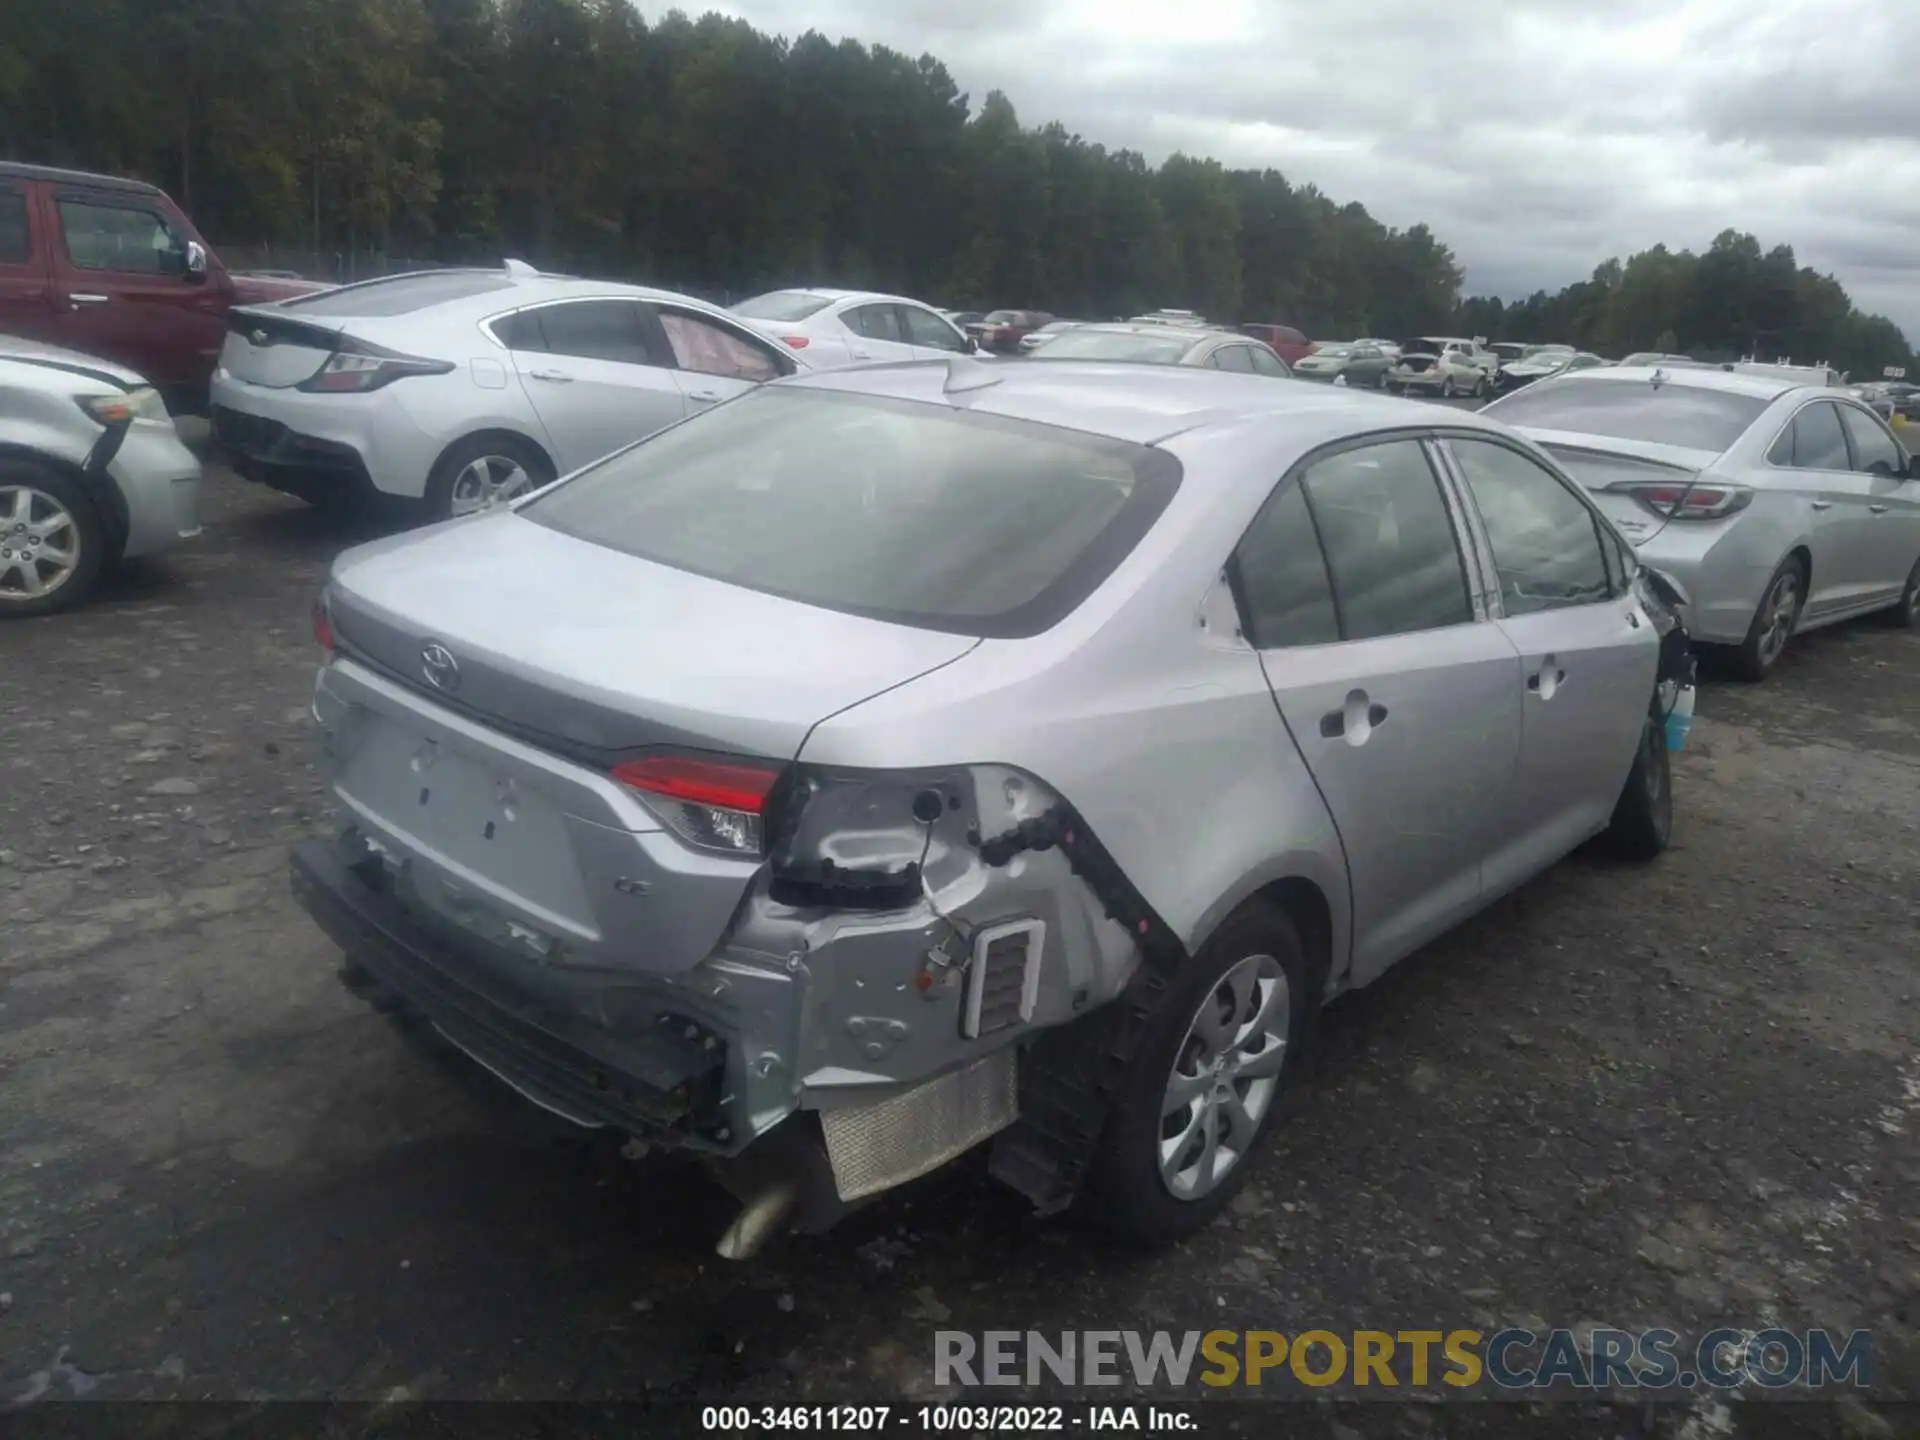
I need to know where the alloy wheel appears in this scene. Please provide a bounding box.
[0,485,82,602]
[1157,953,1290,1201]
[1757,570,1800,667]
[447,455,536,517]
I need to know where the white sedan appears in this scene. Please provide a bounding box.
[728,288,978,367]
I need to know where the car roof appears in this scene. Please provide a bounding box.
[262,268,732,324]
[1068,322,1219,343]
[781,357,1519,451]
[759,286,922,306]
[1542,364,1809,401]
[0,161,161,195]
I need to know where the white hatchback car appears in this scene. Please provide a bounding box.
[728,288,977,367]
[211,264,808,518]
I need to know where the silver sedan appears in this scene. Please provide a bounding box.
[291,359,1683,1254]
[1026,322,1292,375]
[1484,365,1920,678]
[0,337,202,616]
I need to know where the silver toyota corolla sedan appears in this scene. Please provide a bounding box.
[212,262,808,519]
[290,360,1687,1255]
[1483,366,1920,678]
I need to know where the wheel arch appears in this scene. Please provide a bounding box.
[0,442,128,558]
[433,425,556,482]
[1187,859,1348,1003]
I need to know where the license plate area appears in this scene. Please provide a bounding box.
[336,707,598,936]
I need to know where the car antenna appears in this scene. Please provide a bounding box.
[943,355,1004,395]
[1649,367,1667,390]
[502,258,539,278]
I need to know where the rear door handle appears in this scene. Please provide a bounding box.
[1527,657,1568,698]
[69,293,109,306]
[527,368,573,383]
[850,349,872,360]
[1869,503,1890,514]
[686,389,721,405]
[1809,500,1832,511]
[1318,695,1389,740]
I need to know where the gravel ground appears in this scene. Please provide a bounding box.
[2,427,1917,1436]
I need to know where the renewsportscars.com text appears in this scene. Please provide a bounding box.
[935,1328,1872,1392]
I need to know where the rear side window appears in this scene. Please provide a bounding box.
[281,270,515,316]
[524,387,1181,638]
[1210,345,1254,374]
[1298,440,1473,640]
[902,305,967,352]
[1766,402,1850,470]
[530,301,655,366]
[57,197,188,274]
[1248,346,1289,378]
[1488,378,1767,452]
[0,189,29,264]
[1837,405,1904,476]
[846,303,905,343]
[1232,481,1339,647]
[656,309,783,382]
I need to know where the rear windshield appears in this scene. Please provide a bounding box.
[982,310,1022,324]
[279,271,514,316]
[1032,329,1193,364]
[523,387,1181,638]
[1312,345,1354,358]
[731,291,834,322]
[1486,378,1769,453]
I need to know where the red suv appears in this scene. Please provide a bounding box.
[0,163,322,410]
[1237,323,1314,367]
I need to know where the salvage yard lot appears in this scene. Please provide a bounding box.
[2,432,1918,1422]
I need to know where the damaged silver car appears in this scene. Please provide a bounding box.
[291,358,1691,1256]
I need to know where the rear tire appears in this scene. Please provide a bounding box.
[0,458,108,618]
[1439,376,1455,399]
[1733,555,1806,681]
[424,433,555,523]
[1603,707,1673,860]
[1883,554,1920,629]
[1088,901,1315,1245]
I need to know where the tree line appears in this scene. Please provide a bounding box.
[2,0,1912,376]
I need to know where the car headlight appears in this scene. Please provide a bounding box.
[78,387,169,425]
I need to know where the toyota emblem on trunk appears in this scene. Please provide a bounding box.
[420,642,460,692]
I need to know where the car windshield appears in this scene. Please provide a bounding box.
[1487,378,1769,453]
[730,291,835,322]
[523,387,1181,638]
[278,270,515,317]
[1031,329,1194,363]
[1401,338,1449,355]
[1312,345,1354,358]
[1522,346,1573,361]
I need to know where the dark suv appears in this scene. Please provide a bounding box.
[0,162,321,410]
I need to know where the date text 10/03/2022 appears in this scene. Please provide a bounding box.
[702,1406,1192,1431]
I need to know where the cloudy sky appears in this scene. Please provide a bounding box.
[639,0,1920,339]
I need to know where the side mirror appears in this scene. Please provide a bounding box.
[185,240,209,281]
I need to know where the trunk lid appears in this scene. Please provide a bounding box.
[326,509,982,763]
[1525,429,1723,546]
[220,307,340,389]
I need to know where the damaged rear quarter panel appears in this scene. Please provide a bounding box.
[787,422,1354,1001]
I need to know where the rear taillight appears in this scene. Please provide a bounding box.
[611,753,782,856]
[297,343,455,394]
[1611,481,1753,520]
[780,335,810,349]
[312,596,336,652]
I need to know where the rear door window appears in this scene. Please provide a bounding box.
[846,303,906,343]
[524,387,1181,638]
[1767,401,1851,471]
[1837,404,1904,476]
[1210,345,1254,374]
[528,300,657,366]
[901,305,967,352]
[1247,346,1289,378]
[1298,439,1474,640]
[0,189,31,264]
[56,196,189,275]
[1232,481,1340,647]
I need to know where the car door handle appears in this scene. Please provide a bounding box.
[526,368,573,383]
[1527,665,1568,697]
[1318,698,1388,739]
[68,293,110,306]
[1809,500,1832,511]
[685,389,721,405]
[1870,503,1890,514]
[850,349,872,359]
